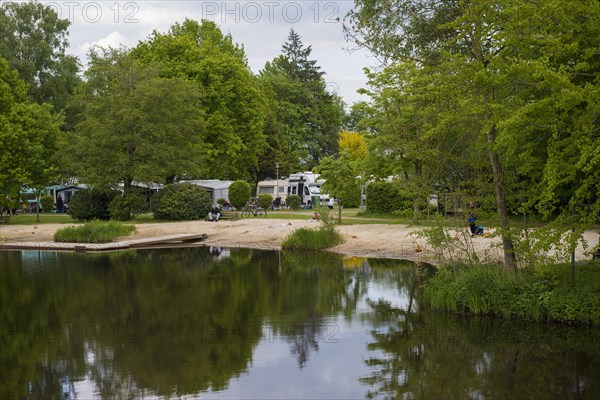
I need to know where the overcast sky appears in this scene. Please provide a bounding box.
[35,0,376,106]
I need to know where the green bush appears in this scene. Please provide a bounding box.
[366,181,406,213]
[282,226,344,250]
[286,194,301,209]
[228,180,251,209]
[316,207,338,232]
[68,189,116,221]
[40,195,54,212]
[258,194,273,209]
[339,182,361,208]
[109,192,147,221]
[54,220,136,243]
[152,183,211,221]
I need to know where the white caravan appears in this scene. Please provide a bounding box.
[256,178,289,204]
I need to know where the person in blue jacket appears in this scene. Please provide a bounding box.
[468,217,484,237]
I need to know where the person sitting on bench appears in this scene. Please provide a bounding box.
[208,205,221,222]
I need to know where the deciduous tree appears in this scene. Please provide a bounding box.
[346,0,600,268]
[0,56,60,215]
[317,131,367,221]
[0,2,80,112]
[65,48,205,192]
[133,20,266,180]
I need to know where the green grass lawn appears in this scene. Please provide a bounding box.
[5,209,587,230]
[1,208,456,226]
[7,213,75,225]
[265,210,316,220]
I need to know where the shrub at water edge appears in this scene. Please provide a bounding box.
[152,183,211,221]
[54,220,136,243]
[228,180,251,209]
[422,263,600,325]
[68,189,116,221]
[282,226,344,250]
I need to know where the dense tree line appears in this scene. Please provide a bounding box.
[0,3,343,201]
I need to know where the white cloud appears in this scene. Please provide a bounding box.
[78,31,135,55]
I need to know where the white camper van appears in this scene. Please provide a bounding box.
[287,172,328,207]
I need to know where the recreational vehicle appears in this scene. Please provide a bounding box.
[287,172,329,207]
[257,172,330,208]
[256,178,289,203]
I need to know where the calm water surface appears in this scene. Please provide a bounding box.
[1,248,599,399]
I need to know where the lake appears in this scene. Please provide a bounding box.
[1,247,599,399]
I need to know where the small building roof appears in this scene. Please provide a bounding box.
[56,185,86,192]
[180,180,233,190]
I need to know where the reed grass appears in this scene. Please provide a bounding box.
[422,262,600,325]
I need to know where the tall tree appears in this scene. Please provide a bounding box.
[0,2,80,112]
[65,48,205,191]
[252,82,291,182]
[359,61,483,224]
[259,29,344,171]
[346,0,600,268]
[0,56,61,210]
[317,131,367,221]
[279,29,324,83]
[133,19,266,180]
[497,1,600,225]
[346,0,521,268]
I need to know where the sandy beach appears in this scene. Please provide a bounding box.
[1,217,598,264]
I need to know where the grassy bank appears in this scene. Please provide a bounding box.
[54,221,136,243]
[422,262,600,325]
[7,213,74,224]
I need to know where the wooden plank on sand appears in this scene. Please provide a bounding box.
[0,233,208,253]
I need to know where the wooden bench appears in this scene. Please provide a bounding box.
[0,215,10,224]
[220,211,240,221]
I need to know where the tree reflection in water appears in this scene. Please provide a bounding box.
[361,275,600,400]
[0,248,369,398]
[2,250,600,399]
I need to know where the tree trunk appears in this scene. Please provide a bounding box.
[35,193,40,223]
[412,197,419,225]
[124,178,133,195]
[487,125,517,270]
[412,160,422,225]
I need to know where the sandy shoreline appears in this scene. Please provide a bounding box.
[0,218,598,264]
